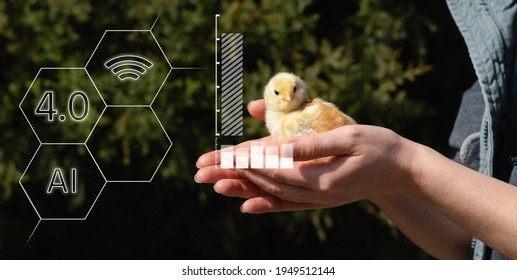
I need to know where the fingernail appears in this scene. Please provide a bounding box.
[194,172,200,183]
[213,183,220,193]
[240,203,246,213]
[195,159,201,169]
[248,100,258,111]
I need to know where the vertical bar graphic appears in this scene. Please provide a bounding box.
[265,146,279,169]
[215,14,220,136]
[221,33,243,136]
[220,145,234,169]
[280,144,294,169]
[219,144,294,169]
[250,142,264,169]
[236,148,249,169]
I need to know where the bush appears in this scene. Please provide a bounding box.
[0,0,471,259]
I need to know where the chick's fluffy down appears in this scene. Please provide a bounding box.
[266,97,355,143]
[264,72,355,143]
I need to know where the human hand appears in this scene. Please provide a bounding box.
[195,100,424,213]
[195,99,270,177]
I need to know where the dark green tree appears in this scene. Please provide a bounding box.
[0,0,474,259]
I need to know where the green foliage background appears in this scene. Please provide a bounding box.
[0,0,475,259]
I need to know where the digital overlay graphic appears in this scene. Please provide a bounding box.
[17,12,294,247]
[214,14,294,169]
[18,15,174,244]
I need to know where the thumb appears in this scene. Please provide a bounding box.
[290,126,358,161]
[247,99,266,121]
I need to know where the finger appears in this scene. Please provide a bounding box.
[247,99,266,121]
[242,161,314,188]
[196,149,218,168]
[194,166,243,183]
[213,179,268,198]
[235,169,314,203]
[196,136,275,169]
[196,144,238,169]
[240,195,318,214]
[196,146,233,169]
[290,125,362,161]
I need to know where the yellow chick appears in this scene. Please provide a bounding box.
[264,72,355,143]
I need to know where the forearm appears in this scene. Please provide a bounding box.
[410,144,517,259]
[196,125,517,258]
[371,194,471,259]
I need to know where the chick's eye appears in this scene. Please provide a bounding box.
[293,86,297,93]
[274,90,279,96]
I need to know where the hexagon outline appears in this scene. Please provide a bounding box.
[84,29,172,106]
[84,142,107,183]
[19,67,107,145]
[84,103,107,144]
[149,30,172,106]
[18,143,108,221]
[18,144,43,219]
[149,106,173,182]
[85,106,173,183]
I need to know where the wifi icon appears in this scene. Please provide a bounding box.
[104,54,154,81]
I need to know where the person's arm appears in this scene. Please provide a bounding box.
[371,195,471,259]
[195,100,517,259]
[196,125,471,259]
[406,142,517,260]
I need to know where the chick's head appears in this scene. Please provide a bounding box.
[264,72,308,112]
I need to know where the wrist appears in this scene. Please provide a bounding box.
[401,139,459,202]
[364,133,432,202]
[393,137,438,199]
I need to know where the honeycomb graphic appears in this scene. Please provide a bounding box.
[19,25,172,233]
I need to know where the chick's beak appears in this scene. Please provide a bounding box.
[283,91,294,101]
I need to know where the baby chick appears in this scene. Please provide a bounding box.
[264,72,355,143]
